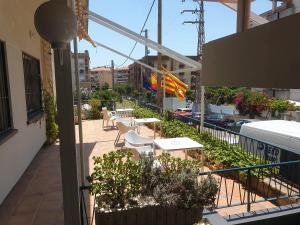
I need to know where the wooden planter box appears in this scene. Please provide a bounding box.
[95,206,203,225]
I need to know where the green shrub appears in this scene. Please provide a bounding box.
[44,91,58,143]
[233,90,269,118]
[88,98,101,119]
[131,102,268,176]
[269,98,297,116]
[206,87,242,105]
[140,152,218,209]
[88,151,219,211]
[88,151,141,209]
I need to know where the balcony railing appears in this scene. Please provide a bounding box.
[133,99,300,212]
[198,160,300,213]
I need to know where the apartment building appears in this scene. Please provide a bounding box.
[115,66,129,84]
[90,66,113,90]
[71,50,91,91]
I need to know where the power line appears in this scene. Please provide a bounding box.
[117,0,156,68]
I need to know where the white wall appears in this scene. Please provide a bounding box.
[290,89,300,102]
[0,0,47,203]
[163,97,187,111]
[208,104,238,115]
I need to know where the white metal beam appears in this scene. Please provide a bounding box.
[94,40,200,74]
[220,0,269,26]
[88,10,202,70]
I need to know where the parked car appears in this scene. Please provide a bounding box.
[173,108,192,117]
[204,114,234,128]
[227,119,260,133]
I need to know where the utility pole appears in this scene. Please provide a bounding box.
[141,29,149,101]
[182,0,205,129]
[111,60,115,90]
[157,0,163,111]
[143,29,149,63]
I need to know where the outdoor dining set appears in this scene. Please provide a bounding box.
[101,107,204,166]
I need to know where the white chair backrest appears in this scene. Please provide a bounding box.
[124,130,153,146]
[102,107,111,120]
[115,115,132,126]
[116,122,134,134]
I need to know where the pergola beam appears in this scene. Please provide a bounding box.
[88,11,202,70]
[220,0,269,26]
[94,41,199,74]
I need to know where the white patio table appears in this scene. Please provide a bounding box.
[153,137,204,171]
[133,118,161,138]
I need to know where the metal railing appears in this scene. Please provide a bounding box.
[74,99,117,111]
[174,114,296,166]
[199,160,300,213]
[133,100,300,204]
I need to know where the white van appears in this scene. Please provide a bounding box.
[240,120,300,155]
[240,120,300,186]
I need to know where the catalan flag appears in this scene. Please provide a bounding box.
[149,66,189,101]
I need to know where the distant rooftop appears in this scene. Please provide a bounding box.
[91,66,129,72]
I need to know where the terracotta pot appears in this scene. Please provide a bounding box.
[95,206,203,225]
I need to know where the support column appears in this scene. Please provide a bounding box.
[157,0,163,110]
[237,0,251,32]
[54,45,81,225]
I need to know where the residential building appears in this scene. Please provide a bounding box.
[253,0,300,101]
[71,50,91,91]
[90,66,113,89]
[128,55,197,91]
[115,66,129,84]
[0,0,55,203]
[90,66,129,90]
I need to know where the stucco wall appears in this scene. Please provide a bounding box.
[0,0,48,203]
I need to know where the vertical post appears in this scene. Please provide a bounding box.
[237,0,251,32]
[73,37,85,187]
[272,0,277,13]
[111,60,115,90]
[140,64,143,101]
[200,85,205,130]
[143,29,149,103]
[144,29,149,62]
[247,169,251,212]
[54,46,81,225]
[157,0,163,111]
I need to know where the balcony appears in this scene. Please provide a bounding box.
[1,101,299,225]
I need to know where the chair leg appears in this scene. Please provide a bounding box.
[114,132,120,146]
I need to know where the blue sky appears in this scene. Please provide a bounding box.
[77,0,272,68]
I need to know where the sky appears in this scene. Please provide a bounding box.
[77,0,272,68]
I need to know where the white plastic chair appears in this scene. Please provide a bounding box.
[114,122,136,146]
[102,107,116,129]
[115,115,132,126]
[124,130,153,146]
[124,141,153,156]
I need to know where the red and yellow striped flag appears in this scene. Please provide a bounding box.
[150,66,189,101]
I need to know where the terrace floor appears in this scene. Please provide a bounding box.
[0,119,276,225]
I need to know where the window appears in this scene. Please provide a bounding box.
[0,41,13,136]
[22,53,43,122]
[179,64,185,69]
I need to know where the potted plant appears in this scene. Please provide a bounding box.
[88,151,218,225]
